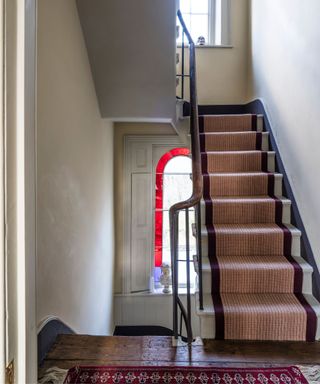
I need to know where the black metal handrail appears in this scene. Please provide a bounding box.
[170,10,203,344]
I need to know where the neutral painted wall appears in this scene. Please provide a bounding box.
[76,0,176,121]
[250,0,320,268]
[114,293,200,336]
[114,123,176,293]
[37,0,114,335]
[178,0,250,105]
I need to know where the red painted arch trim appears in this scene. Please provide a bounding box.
[154,148,190,267]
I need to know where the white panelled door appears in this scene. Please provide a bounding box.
[124,136,182,294]
[131,174,152,292]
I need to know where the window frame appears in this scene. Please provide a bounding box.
[154,148,191,268]
[178,0,231,47]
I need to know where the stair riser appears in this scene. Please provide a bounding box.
[200,261,313,295]
[257,115,263,132]
[207,174,283,197]
[200,228,301,257]
[204,152,275,173]
[202,115,264,133]
[183,117,266,149]
[195,293,320,340]
[200,199,291,225]
[198,316,310,340]
[201,132,270,152]
[261,133,269,151]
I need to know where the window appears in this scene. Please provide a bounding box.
[154,148,196,289]
[177,0,230,46]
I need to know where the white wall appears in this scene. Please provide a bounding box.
[250,0,320,268]
[198,0,250,104]
[76,0,176,121]
[178,0,250,105]
[37,0,114,335]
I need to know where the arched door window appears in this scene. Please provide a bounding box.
[154,148,196,288]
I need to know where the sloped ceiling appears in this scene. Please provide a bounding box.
[76,0,176,120]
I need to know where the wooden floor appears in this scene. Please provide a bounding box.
[39,335,320,377]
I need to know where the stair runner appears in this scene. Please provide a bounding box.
[198,114,319,341]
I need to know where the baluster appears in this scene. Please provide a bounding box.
[181,31,185,99]
[197,202,203,310]
[185,207,192,343]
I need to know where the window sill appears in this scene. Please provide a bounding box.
[115,288,196,297]
[177,44,233,49]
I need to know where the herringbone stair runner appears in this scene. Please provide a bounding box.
[196,114,320,341]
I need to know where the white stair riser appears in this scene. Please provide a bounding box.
[200,316,217,339]
[261,132,269,151]
[268,152,275,172]
[200,198,291,225]
[274,174,283,196]
[257,115,263,132]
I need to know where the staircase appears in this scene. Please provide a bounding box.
[173,9,320,344]
[194,113,320,341]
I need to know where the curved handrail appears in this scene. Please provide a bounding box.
[170,10,203,344]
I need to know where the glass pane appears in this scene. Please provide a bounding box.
[163,174,192,210]
[180,0,191,14]
[177,260,196,287]
[191,0,208,14]
[161,210,196,264]
[162,212,171,265]
[164,156,191,174]
[190,14,209,43]
[177,210,196,261]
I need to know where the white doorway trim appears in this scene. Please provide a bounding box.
[0,0,6,382]
[123,136,184,294]
[2,0,37,382]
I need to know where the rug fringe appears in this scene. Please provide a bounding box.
[298,365,320,384]
[38,367,68,384]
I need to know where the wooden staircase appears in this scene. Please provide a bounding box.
[193,114,320,341]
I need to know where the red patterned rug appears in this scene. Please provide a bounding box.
[63,365,308,383]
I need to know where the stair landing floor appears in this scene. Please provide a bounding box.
[39,335,320,378]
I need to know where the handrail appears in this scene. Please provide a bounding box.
[170,10,203,344]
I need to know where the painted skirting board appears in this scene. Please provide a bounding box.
[38,317,75,365]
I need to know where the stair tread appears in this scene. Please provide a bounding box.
[193,131,269,136]
[207,172,282,176]
[196,113,319,341]
[197,293,320,315]
[202,223,301,235]
[201,195,291,202]
[203,150,275,155]
[199,255,312,272]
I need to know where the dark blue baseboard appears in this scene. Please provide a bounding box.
[186,99,320,300]
[114,325,173,336]
[38,318,74,365]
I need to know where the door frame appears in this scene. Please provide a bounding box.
[1,0,37,382]
[123,136,183,294]
[0,0,6,382]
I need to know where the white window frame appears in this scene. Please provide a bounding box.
[178,0,231,47]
